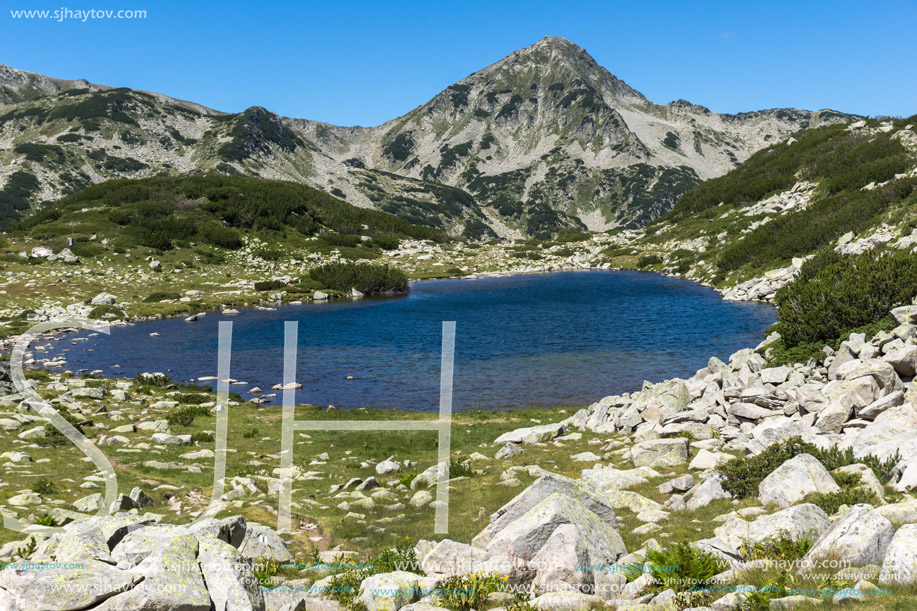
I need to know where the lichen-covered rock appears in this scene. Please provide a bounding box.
[96,533,210,610]
[239,523,293,562]
[357,571,421,611]
[0,559,139,611]
[198,537,265,611]
[419,539,490,577]
[758,454,839,508]
[493,423,566,445]
[472,474,617,548]
[803,504,894,569]
[714,504,830,551]
[879,524,917,585]
[485,492,626,581]
[629,438,689,468]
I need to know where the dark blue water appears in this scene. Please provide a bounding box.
[53,271,775,411]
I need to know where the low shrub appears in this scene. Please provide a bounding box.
[637,254,663,268]
[32,479,55,494]
[774,248,917,348]
[242,427,260,439]
[449,458,475,478]
[34,514,57,527]
[166,405,211,427]
[641,541,720,591]
[254,280,286,292]
[309,262,408,295]
[718,437,899,498]
[41,410,86,447]
[740,531,814,562]
[191,431,215,443]
[176,393,210,404]
[143,291,182,302]
[437,571,506,611]
[328,540,422,610]
[809,487,881,515]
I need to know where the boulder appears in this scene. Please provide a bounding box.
[0,559,140,610]
[580,467,655,491]
[90,292,117,305]
[891,305,917,326]
[875,498,917,527]
[239,523,293,562]
[879,524,917,585]
[758,454,839,508]
[484,493,626,575]
[472,474,617,548]
[630,438,689,468]
[493,423,566,445]
[884,345,917,378]
[198,537,265,611]
[357,571,421,611]
[96,534,210,610]
[531,523,590,592]
[420,539,490,577]
[683,475,732,511]
[714,504,830,551]
[803,505,894,569]
[688,449,733,471]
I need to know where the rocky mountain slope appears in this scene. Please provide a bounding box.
[0,37,855,236]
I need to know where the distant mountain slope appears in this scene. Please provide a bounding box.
[0,37,856,236]
[13,174,444,258]
[622,116,917,286]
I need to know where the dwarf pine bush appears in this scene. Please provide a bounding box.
[774,248,917,348]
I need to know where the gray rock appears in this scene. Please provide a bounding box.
[495,443,523,460]
[375,459,401,475]
[713,504,830,551]
[630,438,689,468]
[420,539,490,577]
[472,474,618,548]
[128,487,151,508]
[879,524,917,585]
[239,523,293,562]
[199,536,266,611]
[484,493,626,572]
[758,454,839,508]
[151,432,192,445]
[803,504,894,569]
[493,423,566,445]
[357,571,421,611]
[90,292,117,305]
[71,387,105,399]
[884,345,917,377]
[0,559,139,610]
[683,475,732,511]
[97,533,210,610]
[658,474,695,494]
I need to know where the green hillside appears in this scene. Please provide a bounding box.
[13,174,446,258]
[641,116,917,283]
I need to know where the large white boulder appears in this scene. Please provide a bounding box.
[758,454,839,508]
[630,438,689,468]
[879,524,917,585]
[802,504,894,569]
[713,503,830,551]
[357,571,421,611]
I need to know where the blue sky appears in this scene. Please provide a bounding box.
[1,0,915,126]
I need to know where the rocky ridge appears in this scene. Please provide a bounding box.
[0,37,854,236]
